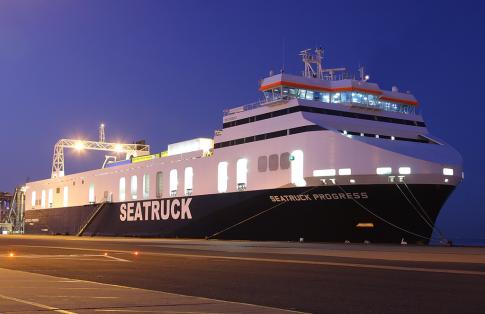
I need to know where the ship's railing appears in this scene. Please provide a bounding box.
[223,95,291,116]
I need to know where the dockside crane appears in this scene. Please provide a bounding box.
[51,124,150,178]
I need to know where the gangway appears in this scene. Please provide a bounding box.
[2,186,26,234]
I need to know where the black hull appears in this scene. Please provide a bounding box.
[24,184,454,244]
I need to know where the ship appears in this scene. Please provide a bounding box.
[23,48,463,244]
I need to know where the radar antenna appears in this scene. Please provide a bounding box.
[300,47,324,79]
[300,47,347,80]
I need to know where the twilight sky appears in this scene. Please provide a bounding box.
[0,0,484,244]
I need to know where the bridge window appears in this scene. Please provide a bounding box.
[156,172,163,198]
[119,177,126,202]
[131,176,137,200]
[143,174,150,199]
[331,92,341,103]
[218,162,228,193]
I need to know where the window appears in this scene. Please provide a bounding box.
[305,90,314,100]
[63,186,68,207]
[119,177,126,202]
[338,168,352,176]
[48,188,53,208]
[268,154,279,171]
[258,156,267,172]
[218,162,228,193]
[130,176,138,200]
[236,158,248,191]
[313,169,336,177]
[398,167,411,175]
[280,152,291,169]
[291,150,306,186]
[41,190,46,208]
[31,191,36,208]
[341,92,351,103]
[184,167,193,196]
[376,167,392,175]
[331,93,341,103]
[156,172,163,198]
[443,168,454,176]
[56,187,60,194]
[170,169,178,197]
[88,183,95,204]
[143,174,150,199]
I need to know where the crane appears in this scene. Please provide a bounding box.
[51,124,150,178]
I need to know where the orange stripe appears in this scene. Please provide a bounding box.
[379,96,418,106]
[259,80,383,95]
[260,80,418,105]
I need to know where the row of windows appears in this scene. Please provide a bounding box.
[215,125,324,149]
[222,105,425,129]
[339,130,435,144]
[215,125,432,151]
[31,186,69,209]
[119,169,191,201]
[257,153,291,172]
[265,86,416,114]
[32,151,302,206]
[116,159,250,200]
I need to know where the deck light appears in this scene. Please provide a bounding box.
[398,167,411,175]
[376,167,392,175]
[74,141,84,151]
[443,168,454,176]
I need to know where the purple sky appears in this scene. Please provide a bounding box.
[0,0,484,244]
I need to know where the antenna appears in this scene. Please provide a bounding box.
[282,37,286,73]
[99,123,105,143]
[359,65,370,81]
[300,47,347,80]
[300,48,323,79]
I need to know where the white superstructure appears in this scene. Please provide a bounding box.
[25,48,463,211]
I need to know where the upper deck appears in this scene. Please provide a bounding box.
[224,48,418,118]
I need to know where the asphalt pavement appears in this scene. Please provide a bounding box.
[0,235,484,313]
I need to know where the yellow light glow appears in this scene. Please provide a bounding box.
[114,144,123,153]
[9,252,14,257]
[74,141,84,151]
